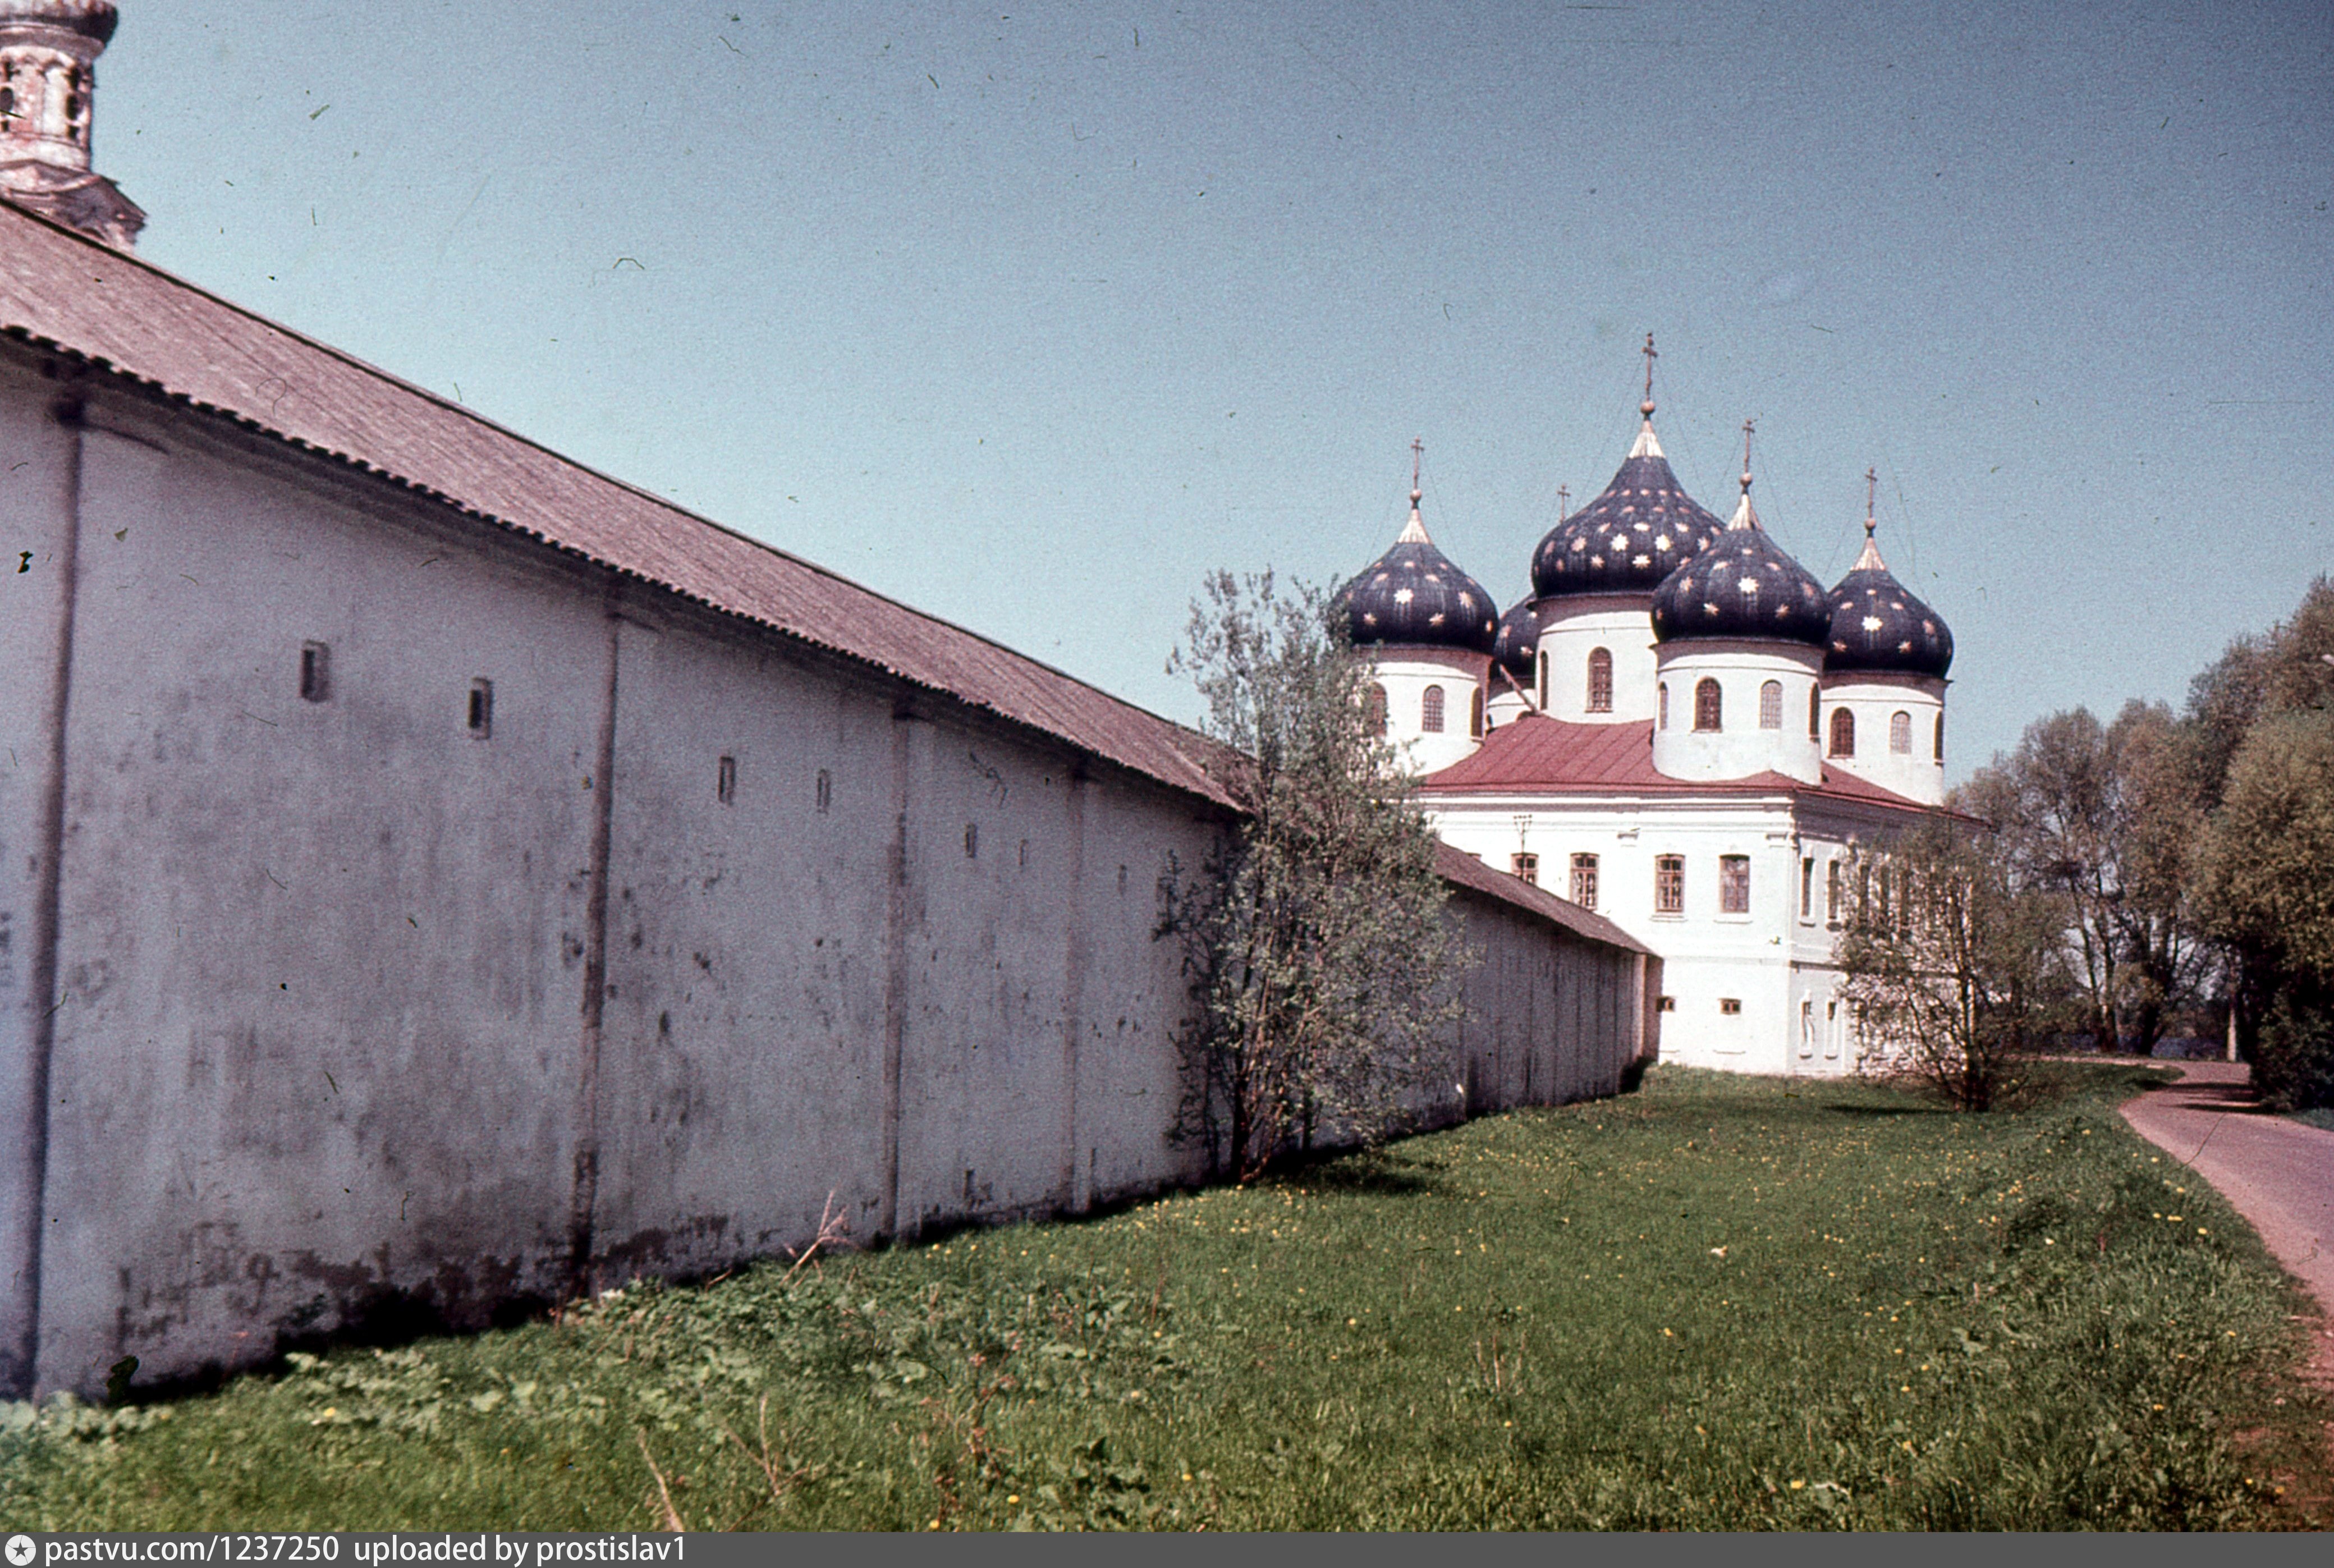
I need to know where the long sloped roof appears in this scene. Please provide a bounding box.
[0,199,1642,946]
[1433,840,1651,955]
[0,200,1246,806]
[1423,714,1930,811]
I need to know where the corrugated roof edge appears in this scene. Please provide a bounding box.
[0,199,1627,952]
[0,198,1235,811]
[1433,842,1652,955]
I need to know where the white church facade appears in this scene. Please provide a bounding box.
[1337,357,1956,1078]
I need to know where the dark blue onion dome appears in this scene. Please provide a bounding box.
[1530,407,1727,599]
[1649,467,1830,647]
[1335,488,1499,655]
[1491,599,1540,680]
[1824,517,1955,678]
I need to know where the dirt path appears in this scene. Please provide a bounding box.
[2121,1060,2334,1385]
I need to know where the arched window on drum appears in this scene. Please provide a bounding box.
[1694,678,1723,732]
[1586,648,1613,713]
[1828,707,1856,758]
[1420,685,1446,734]
[1365,684,1388,736]
[1890,711,1913,754]
[1758,680,1783,730]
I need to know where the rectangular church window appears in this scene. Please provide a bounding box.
[1569,853,1598,911]
[1719,855,1750,914]
[467,678,493,738]
[1719,998,1743,1015]
[815,768,832,814]
[717,755,736,805]
[1654,854,1684,914]
[1511,851,1539,884]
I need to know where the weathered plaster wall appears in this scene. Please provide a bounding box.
[1,363,1644,1399]
[0,354,81,1395]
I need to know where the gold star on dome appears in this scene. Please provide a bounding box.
[1393,588,1413,605]
[1862,616,1884,632]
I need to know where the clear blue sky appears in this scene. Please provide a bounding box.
[88,1,2332,778]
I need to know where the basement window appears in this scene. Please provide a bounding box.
[1719,998,1743,1016]
[717,755,736,805]
[299,641,331,703]
[467,678,493,739]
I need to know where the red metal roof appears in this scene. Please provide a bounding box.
[1424,714,1929,813]
[0,201,1638,945]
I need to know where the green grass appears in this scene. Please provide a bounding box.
[4,1065,2327,1530]
[2286,1106,2334,1134]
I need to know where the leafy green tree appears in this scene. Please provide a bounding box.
[1159,571,1468,1181]
[1959,701,2209,1055]
[2194,709,2334,1108]
[1836,815,2071,1111]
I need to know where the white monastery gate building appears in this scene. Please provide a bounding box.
[0,2,1654,1400]
[1337,352,1955,1079]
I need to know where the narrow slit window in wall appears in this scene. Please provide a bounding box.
[1809,685,1822,740]
[1469,688,1483,737]
[467,678,493,738]
[964,822,979,859]
[1826,860,1843,925]
[300,641,331,703]
[1800,856,1814,919]
[717,755,736,805]
[1934,712,1946,762]
[1658,682,1670,730]
[815,768,832,814]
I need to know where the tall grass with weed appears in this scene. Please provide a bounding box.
[2,1065,2324,1530]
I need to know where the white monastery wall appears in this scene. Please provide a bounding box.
[0,361,81,1396]
[0,360,1647,1397]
